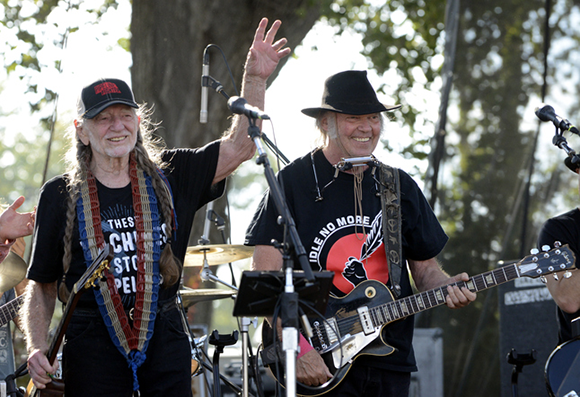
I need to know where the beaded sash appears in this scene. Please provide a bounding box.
[77,154,161,392]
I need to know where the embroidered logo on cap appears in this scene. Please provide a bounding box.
[95,82,122,96]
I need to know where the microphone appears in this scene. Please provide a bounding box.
[200,51,209,124]
[335,156,378,171]
[535,104,580,135]
[227,96,270,120]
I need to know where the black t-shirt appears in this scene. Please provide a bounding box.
[28,140,224,308]
[245,149,448,372]
[538,207,580,343]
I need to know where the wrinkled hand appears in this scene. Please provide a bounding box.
[245,18,291,80]
[27,349,59,389]
[0,196,35,243]
[296,349,333,386]
[445,272,477,309]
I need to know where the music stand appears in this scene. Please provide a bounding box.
[233,270,334,317]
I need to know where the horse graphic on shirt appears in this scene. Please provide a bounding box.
[341,213,383,288]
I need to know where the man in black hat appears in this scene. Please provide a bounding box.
[538,157,580,345]
[245,70,476,396]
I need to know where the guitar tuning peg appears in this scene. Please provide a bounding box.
[553,273,559,281]
[554,241,562,248]
[564,271,572,279]
[530,248,539,255]
[542,245,551,252]
[540,275,547,284]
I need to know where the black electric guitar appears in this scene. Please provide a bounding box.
[263,245,576,397]
[545,336,580,396]
[25,244,113,397]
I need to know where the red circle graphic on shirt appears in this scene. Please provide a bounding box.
[326,233,389,294]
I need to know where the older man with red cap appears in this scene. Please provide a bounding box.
[22,18,290,397]
[245,70,476,397]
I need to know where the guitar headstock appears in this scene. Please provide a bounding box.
[517,243,576,279]
[73,244,114,293]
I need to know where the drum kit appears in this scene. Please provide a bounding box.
[179,243,267,397]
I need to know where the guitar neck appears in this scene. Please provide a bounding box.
[0,295,24,328]
[46,292,83,364]
[378,263,521,324]
[44,245,112,364]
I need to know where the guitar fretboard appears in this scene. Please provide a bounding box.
[369,264,520,325]
[371,263,520,325]
[0,295,24,327]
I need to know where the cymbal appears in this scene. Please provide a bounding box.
[179,289,235,307]
[0,252,27,293]
[183,244,254,267]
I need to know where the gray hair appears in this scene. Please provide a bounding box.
[314,111,386,148]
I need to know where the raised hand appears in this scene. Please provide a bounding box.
[0,196,35,243]
[245,18,291,80]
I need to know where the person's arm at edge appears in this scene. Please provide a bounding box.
[546,269,580,313]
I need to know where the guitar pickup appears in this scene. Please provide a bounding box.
[357,306,374,335]
[323,317,339,346]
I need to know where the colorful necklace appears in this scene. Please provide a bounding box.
[77,153,161,392]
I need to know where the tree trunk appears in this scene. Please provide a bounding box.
[130,0,329,326]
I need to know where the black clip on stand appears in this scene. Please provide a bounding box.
[506,348,536,397]
[209,329,239,397]
[244,115,318,397]
[552,129,580,170]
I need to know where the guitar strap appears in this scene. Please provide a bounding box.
[377,163,403,298]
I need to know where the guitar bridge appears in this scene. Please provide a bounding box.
[321,333,354,355]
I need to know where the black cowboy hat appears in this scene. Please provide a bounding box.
[301,70,401,118]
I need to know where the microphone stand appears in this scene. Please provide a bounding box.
[204,70,294,396]
[244,115,315,397]
[551,126,580,167]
